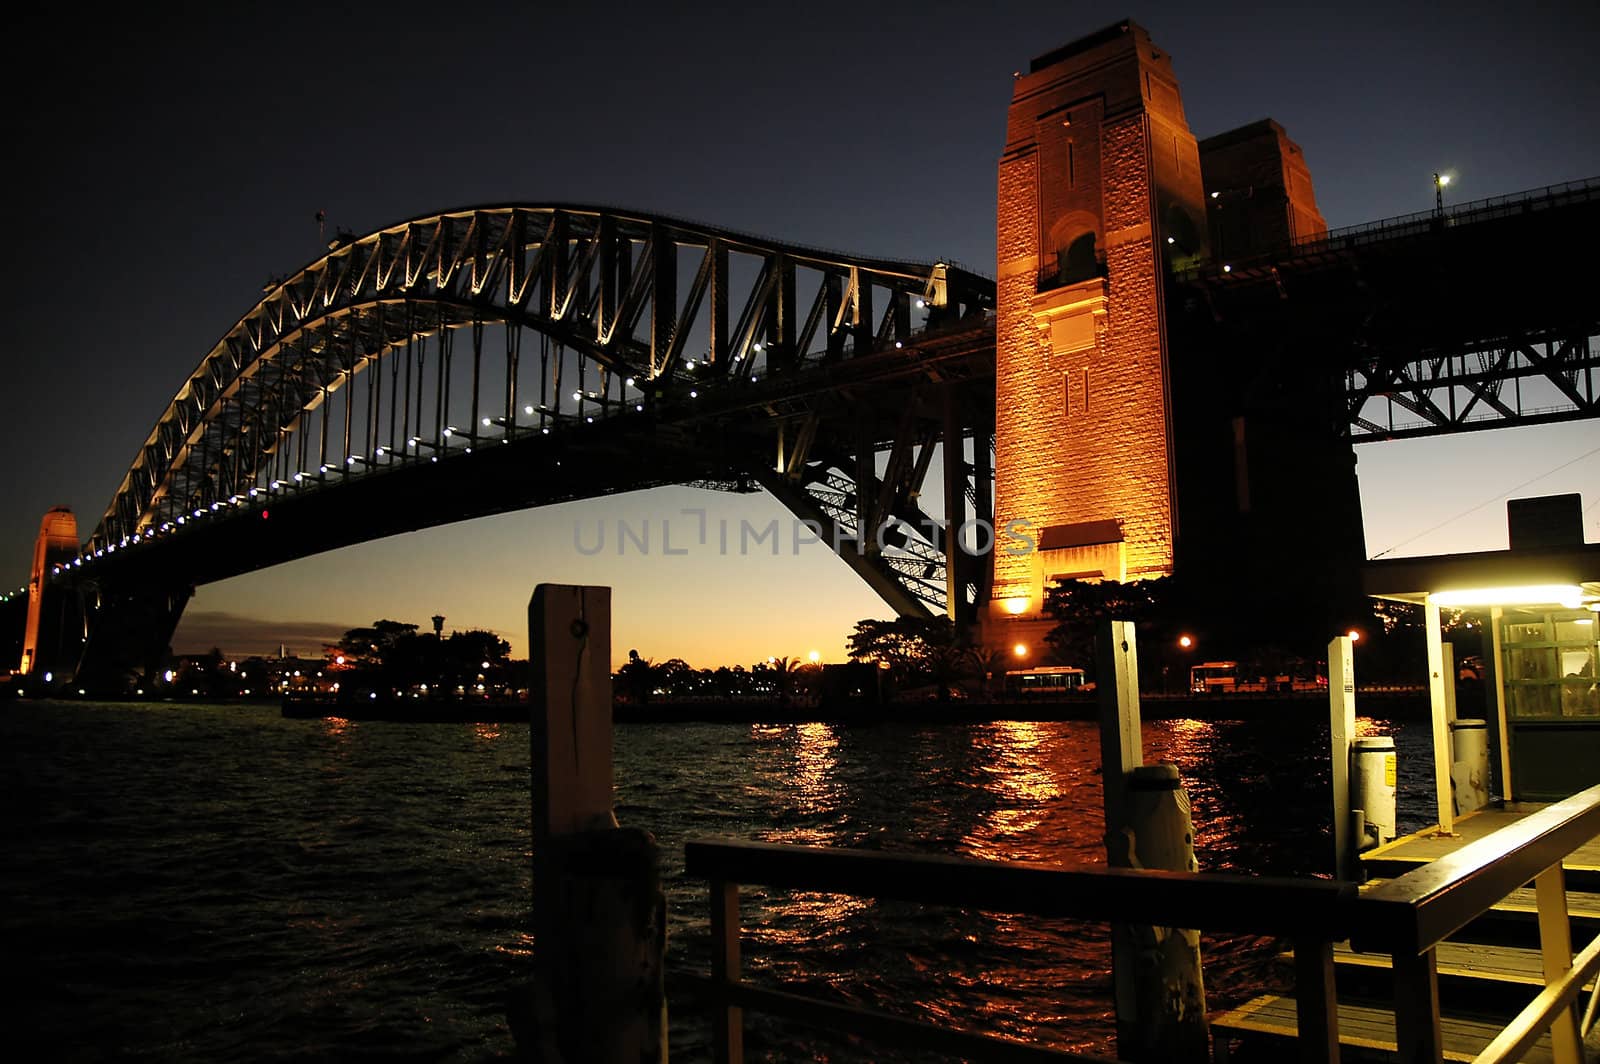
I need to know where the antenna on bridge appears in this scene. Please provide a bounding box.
[315,209,327,247]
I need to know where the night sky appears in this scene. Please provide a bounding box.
[7,1,1599,664]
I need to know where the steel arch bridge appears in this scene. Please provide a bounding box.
[63,205,997,683]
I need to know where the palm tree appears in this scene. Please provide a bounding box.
[769,656,797,706]
[965,646,1010,700]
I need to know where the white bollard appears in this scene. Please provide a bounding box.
[1450,718,1490,815]
[1352,736,1397,853]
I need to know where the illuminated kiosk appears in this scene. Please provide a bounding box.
[1363,494,1600,825]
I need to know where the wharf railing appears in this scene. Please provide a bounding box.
[685,838,1355,1063]
[687,778,1600,1064]
[1352,780,1600,1064]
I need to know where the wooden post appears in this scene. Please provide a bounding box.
[1329,635,1357,881]
[1490,606,1514,800]
[521,584,666,1064]
[1097,619,1142,856]
[710,879,744,1064]
[1423,598,1455,835]
[1292,935,1341,1064]
[1441,642,1457,726]
[1098,621,1207,1063]
[1390,946,1444,1063]
[1534,862,1583,1064]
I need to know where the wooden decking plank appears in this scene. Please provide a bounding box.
[1332,940,1598,989]
[1209,993,1555,1063]
[1362,805,1600,881]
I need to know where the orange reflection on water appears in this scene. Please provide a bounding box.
[472,722,502,742]
[790,722,838,812]
[748,890,871,949]
[961,721,1066,863]
[322,715,354,738]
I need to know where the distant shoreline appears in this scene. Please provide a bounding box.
[10,689,1440,724]
[273,688,1434,724]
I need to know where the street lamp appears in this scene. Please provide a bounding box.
[1433,172,1451,215]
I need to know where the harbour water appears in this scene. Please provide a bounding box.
[1,701,1438,1061]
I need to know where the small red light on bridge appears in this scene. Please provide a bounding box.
[262,510,270,520]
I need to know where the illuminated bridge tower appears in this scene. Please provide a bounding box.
[987,21,1209,652]
[20,507,82,680]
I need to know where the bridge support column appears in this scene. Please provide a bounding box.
[75,580,191,692]
[942,384,969,627]
[20,507,81,680]
[514,584,666,1064]
[988,21,1207,656]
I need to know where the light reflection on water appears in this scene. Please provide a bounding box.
[1,702,1438,1062]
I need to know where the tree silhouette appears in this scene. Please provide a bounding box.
[847,616,958,691]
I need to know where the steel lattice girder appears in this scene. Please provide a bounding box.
[93,206,993,546]
[1346,330,1600,441]
[87,205,994,618]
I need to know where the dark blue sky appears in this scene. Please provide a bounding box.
[7,1,1598,661]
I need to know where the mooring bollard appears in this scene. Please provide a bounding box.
[1096,620,1208,1064]
[513,584,666,1064]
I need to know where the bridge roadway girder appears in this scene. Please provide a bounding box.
[65,317,997,685]
[1175,185,1600,442]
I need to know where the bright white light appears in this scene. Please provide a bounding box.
[685,359,697,368]
[1166,236,1175,244]
[572,391,583,401]
[624,377,635,387]
[585,417,593,423]
[915,299,926,308]
[442,427,453,437]
[525,405,535,415]
[1438,174,1451,187]
[1431,584,1583,609]
[635,404,643,412]
[1003,596,1030,615]
[482,418,492,427]
[895,341,903,349]
[1223,264,1232,273]
[1210,191,1220,199]
[346,457,355,465]
[689,390,698,398]
[431,456,438,462]
[319,465,328,473]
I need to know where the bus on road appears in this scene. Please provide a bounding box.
[1190,661,1238,694]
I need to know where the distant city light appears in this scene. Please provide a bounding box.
[1178,635,1193,648]
[1003,596,1030,615]
[1347,629,1362,643]
[1012,643,1028,658]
